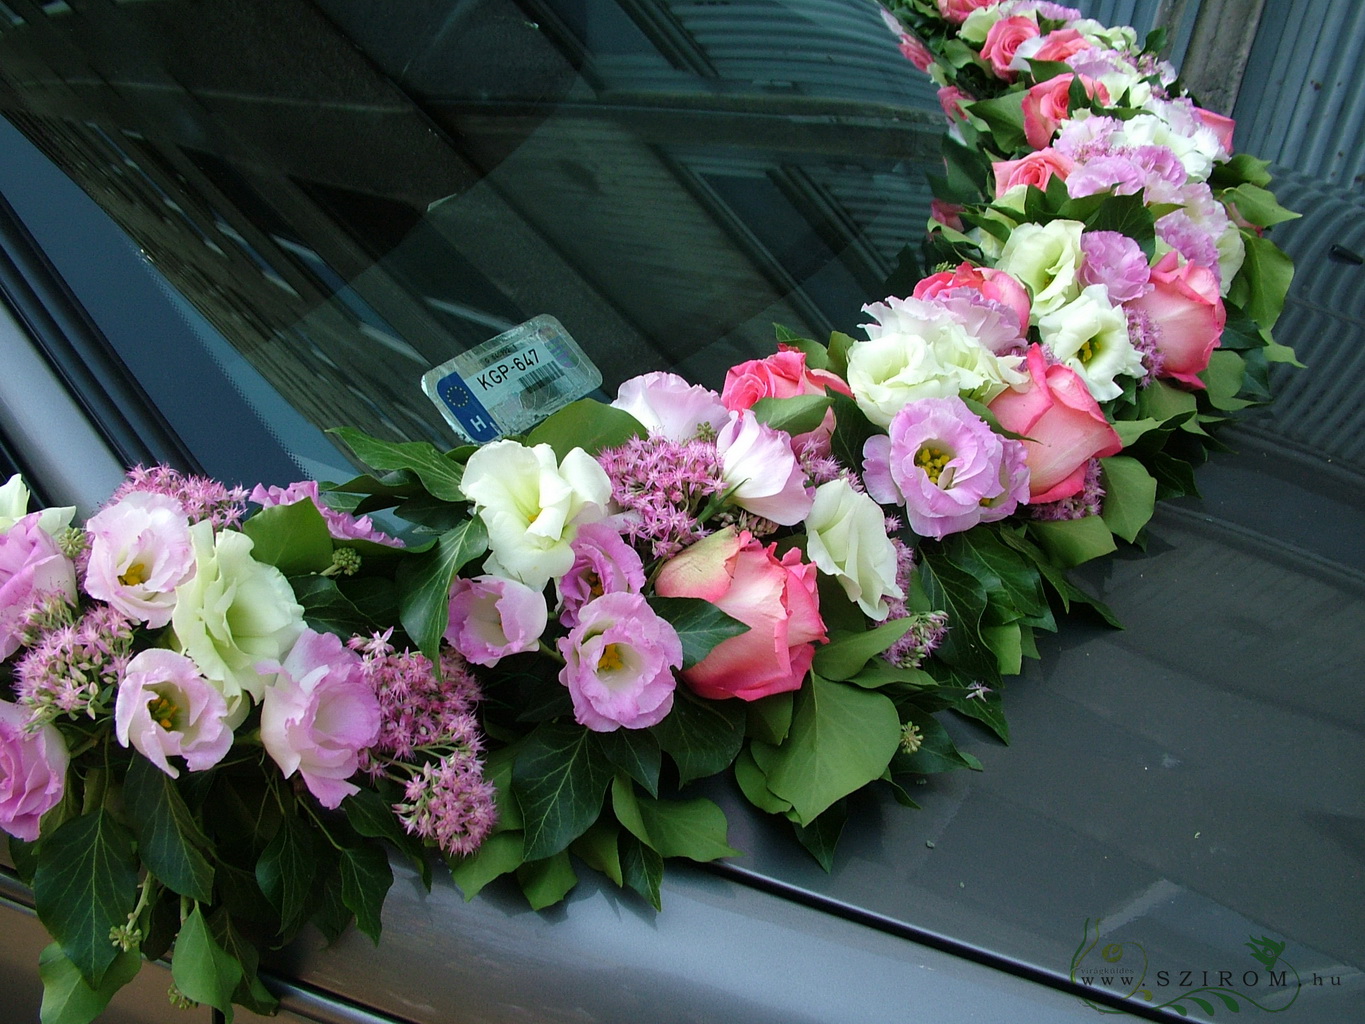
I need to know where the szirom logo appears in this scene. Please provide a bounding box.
[1070,919,1315,1015]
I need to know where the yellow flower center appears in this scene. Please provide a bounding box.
[146,694,180,731]
[119,562,150,587]
[1078,336,1098,365]
[915,445,953,487]
[586,571,604,599]
[597,642,625,673]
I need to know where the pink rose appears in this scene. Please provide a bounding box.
[722,349,851,450]
[557,592,680,732]
[1032,28,1093,64]
[935,0,999,24]
[914,263,1032,339]
[1022,74,1108,150]
[937,85,972,121]
[114,649,232,778]
[930,199,966,232]
[654,527,825,702]
[993,148,1075,197]
[722,349,851,411]
[259,629,381,809]
[0,698,67,842]
[445,574,548,667]
[981,16,1040,80]
[84,491,195,628]
[988,345,1123,503]
[1192,106,1235,153]
[1124,252,1226,388]
[0,513,76,659]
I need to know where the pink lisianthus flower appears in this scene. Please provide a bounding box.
[716,410,814,526]
[654,526,825,702]
[914,263,1032,344]
[1124,251,1226,388]
[1078,230,1153,304]
[988,345,1123,503]
[862,397,1029,540]
[558,522,646,627]
[993,148,1075,197]
[114,648,232,778]
[249,481,403,547]
[259,628,381,809]
[1022,74,1109,151]
[611,371,728,441]
[0,513,77,660]
[83,491,195,628]
[981,16,1041,80]
[0,698,67,842]
[557,592,681,732]
[445,574,548,667]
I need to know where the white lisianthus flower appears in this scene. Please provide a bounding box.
[848,298,1027,427]
[1071,18,1137,51]
[1116,108,1220,182]
[0,474,74,536]
[959,3,1014,44]
[171,521,305,722]
[1037,285,1145,402]
[804,479,903,621]
[461,439,613,591]
[996,219,1085,319]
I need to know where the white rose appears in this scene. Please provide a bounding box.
[997,219,1085,319]
[171,521,305,722]
[804,479,903,621]
[849,299,1025,427]
[461,439,612,591]
[1037,285,1144,401]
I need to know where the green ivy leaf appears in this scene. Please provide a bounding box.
[1099,456,1158,543]
[339,843,393,945]
[1027,517,1118,568]
[916,550,995,676]
[526,399,644,460]
[122,756,214,902]
[949,685,1010,745]
[752,395,833,437]
[619,833,664,911]
[570,820,624,887]
[1202,350,1254,411]
[610,777,738,862]
[939,529,1049,625]
[745,691,794,746]
[240,499,334,575]
[516,851,578,910]
[896,707,988,773]
[450,831,525,900]
[396,516,488,660]
[38,944,140,1024]
[753,676,902,826]
[596,729,662,798]
[1221,183,1299,228]
[32,811,138,986]
[171,905,242,1017]
[209,909,280,1018]
[964,93,1027,153]
[290,574,380,640]
[342,788,430,887]
[330,427,467,502]
[648,596,750,670]
[734,745,792,814]
[1227,230,1295,329]
[791,802,847,873]
[650,689,745,786]
[514,722,614,861]
[812,618,915,681]
[254,815,315,939]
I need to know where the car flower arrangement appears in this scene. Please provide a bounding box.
[0,2,1297,1022]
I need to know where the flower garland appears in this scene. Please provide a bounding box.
[0,3,1297,1021]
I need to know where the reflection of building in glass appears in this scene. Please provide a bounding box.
[0,0,957,446]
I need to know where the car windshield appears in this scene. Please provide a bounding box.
[0,2,1360,1021]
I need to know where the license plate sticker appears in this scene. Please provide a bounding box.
[421,315,602,444]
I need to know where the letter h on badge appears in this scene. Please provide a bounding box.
[437,373,500,443]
